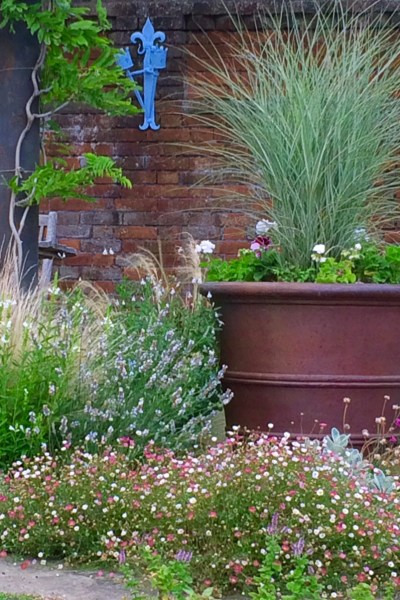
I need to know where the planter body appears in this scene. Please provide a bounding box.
[201,282,400,444]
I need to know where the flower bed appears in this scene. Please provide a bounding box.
[0,432,398,598]
[0,275,227,466]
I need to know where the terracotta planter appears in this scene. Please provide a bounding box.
[201,282,400,444]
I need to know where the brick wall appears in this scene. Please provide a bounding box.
[46,0,400,289]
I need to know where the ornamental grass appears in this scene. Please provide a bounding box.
[189,4,400,268]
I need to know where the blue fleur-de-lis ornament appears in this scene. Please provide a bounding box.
[117,18,168,131]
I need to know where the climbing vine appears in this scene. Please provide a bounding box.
[0,0,139,277]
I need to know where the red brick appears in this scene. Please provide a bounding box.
[157,197,205,211]
[157,172,180,184]
[215,240,246,256]
[48,198,108,211]
[119,226,158,240]
[190,129,214,142]
[57,225,91,238]
[56,212,80,225]
[58,238,81,251]
[123,212,154,225]
[122,266,145,280]
[115,197,158,211]
[158,224,182,237]
[58,265,81,279]
[121,240,139,253]
[80,211,121,225]
[93,281,117,293]
[158,212,187,226]
[224,227,247,240]
[81,239,122,253]
[92,226,116,238]
[81,267,121,281]
[132,171,157,184]
[65,254,116,267]
[152,129,190,143]
[159,114,183,128]
[384,231,400,243]
[42,19,249,285]
[219,213,250,227]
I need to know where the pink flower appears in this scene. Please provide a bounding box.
[119,436,135,448]
[233,563,243,574]
[250,236,272,257]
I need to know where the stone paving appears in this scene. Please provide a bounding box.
[0,559,127,600]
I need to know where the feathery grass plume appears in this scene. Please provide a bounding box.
[176,234,203,305]
[188,1,400,268]
[0,252,108,464]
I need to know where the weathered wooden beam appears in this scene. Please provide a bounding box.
[0,0,40,289]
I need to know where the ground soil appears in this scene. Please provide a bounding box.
[0,559,127,600]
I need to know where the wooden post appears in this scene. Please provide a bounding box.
[0,2,40,289]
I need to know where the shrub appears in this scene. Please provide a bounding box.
[79,276,231,453]
[1,432,398,597]
[0,270,227,466]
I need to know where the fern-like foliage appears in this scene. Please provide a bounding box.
[0,0,139,116]
[0,0,139,209]
[11,154,132,205]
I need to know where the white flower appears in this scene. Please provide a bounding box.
[354,227,369,241]
[354,243,362,251]
[195,240,216,255]
[255,220,276,235]
[312,244,326,255]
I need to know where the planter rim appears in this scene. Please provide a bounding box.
[200,281,400,302]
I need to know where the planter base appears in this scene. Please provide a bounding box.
[202,282,400,446]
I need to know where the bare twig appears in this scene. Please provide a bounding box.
[32,100,70,120]
[9,43,47,274]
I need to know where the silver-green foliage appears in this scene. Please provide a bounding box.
[192,6,400,267]
[324,427,396,493]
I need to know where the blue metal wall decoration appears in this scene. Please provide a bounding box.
[117,18,168,131]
